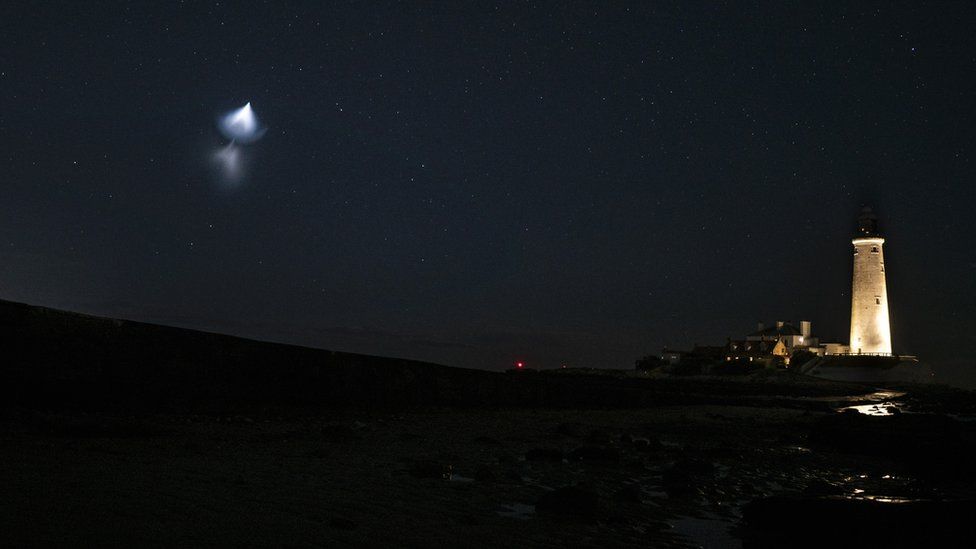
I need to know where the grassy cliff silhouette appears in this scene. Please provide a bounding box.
[1,299,869,414]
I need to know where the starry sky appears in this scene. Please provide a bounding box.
[2,3,975,383]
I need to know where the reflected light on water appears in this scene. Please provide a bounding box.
[867,497,916,503]
[842,403,899,416]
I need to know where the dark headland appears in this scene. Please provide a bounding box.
[3,299,976,548]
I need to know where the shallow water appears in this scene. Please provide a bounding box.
[814,389,907,415]
[496,503,535,520]
[670,514,741,548]
[841,403,899,416]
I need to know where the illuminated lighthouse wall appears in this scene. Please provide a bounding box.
[849,208,892,355]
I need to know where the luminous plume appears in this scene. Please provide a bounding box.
[217,102,266,143]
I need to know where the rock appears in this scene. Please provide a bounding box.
[307,447,331,458]
[496,452,518,465]
[329,517,358,530]
[809,413,975,480]
[674,458,715,476]
[555,422,583,437]
[631,436,664,452]
[741,496,976,547]
[613,484,643,504]
[502,468,523,482]
[802,480,845,497]
[525,447,564,462]
[569,445,621,462]
[409,459,451,479]
[587,429,612,445]
[320,423,359,442]
[473,464,497,482]
[473,435,501,445]
[661,458,714,496]
[536,485,601,521]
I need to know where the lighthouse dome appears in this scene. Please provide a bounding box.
[856,206,880,238]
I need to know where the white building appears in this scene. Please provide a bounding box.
[848,207,892,355]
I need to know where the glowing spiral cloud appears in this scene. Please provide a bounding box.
[217,102,266,143]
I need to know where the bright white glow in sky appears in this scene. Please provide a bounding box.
[218,102,266,143]
[212,101,265,185]
[212,142,244,185]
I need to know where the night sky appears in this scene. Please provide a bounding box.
[2,3,975,382]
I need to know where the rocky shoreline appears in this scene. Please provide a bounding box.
[4,376,975,548]
[4,300,975,547]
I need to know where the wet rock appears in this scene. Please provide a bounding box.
[319,423,359,442]
[502,468,523,482]
[409,459,451,479]
[525,447,564,462]
[536,485,601,521]
[631,436,664,452]
[307,447,331,459]
[661,474,693,497]
[639,422,659,434]
[473,435,501,445]
[802,480,845,497]
[569,445,621,462]
[37,415,167,438]
[809,413,976,480]
[555,422,582,437]
[329,517,358,530]
[613,484,643,504]
[738,481,759,496]
[473,464,497,482]
[674,458,715,476]
[661,458,714,496]
[496,452,518,465]
[586,429,612,445]
[741,496,976,548]
[497,502,535,520]
[437,452,461,463]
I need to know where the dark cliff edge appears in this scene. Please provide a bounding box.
[1,299,871,414]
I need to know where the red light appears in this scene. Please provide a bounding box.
[516,361,524,369]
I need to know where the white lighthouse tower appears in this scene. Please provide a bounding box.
[849,207,892,355]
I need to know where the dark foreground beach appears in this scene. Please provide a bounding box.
[3,300,976,547]
[4,382,976,548]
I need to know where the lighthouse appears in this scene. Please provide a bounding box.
[849,207,892,355]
